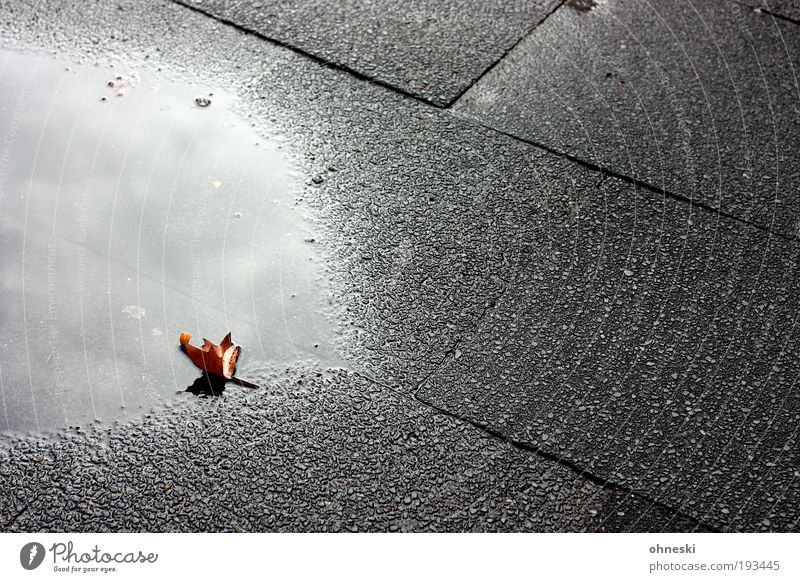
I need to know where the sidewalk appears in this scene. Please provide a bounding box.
[0,0,797,532]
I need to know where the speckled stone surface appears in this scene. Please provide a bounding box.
[0,0,703,532]
[0,367,704,532]
[756,0,800,21]
[171,0,560,106]
[0,0,599,394]
[0,0,797,532]
[419,177,800,532]
[455,0,800,237]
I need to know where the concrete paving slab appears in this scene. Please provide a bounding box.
[171,0,560,106]
[0,0,605,393]
[2,0,794,533]
[0,367,708,532]
[0,0,708,531]
[455,0,800,237]
[418,177,800,532]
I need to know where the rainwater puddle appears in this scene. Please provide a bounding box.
[0,49,336,434]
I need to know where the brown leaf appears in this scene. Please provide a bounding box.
[179,331,241,379]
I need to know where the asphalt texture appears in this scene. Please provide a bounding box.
[0,366,706,532]
[455,0,800,237]
[757,0,800,21]
[172,0,560,106]
[0,0,798,532]
[418,177,800,532]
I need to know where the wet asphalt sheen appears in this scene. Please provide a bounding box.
[0,0,798,532]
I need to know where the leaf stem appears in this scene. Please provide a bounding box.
[230,376,260,389]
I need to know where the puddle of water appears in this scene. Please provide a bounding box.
[0,49,337,434]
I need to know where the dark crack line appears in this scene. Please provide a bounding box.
[411,391,720,532]
[355,368,716,531]
[350,246,716,529]
[409,273,716,531]
[172,0,794,243]
[461,119,797,243]
[411,283,508,398]
[735,1,800,27]
[356,279,717,532]
[171,0,566,108]
[446,0,566,106]
[170,0,447,107]
[3,497,35,530]
[350,283,506,398]
[760,8,800,26]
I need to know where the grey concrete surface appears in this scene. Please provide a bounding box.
[0,0,694,531]
[455,0,800,237]
[757,0,800,21]
[1,0,798,533]
[171,0,560,106]
[419,177,800,532]
[0,367,705,532]
[0,0,595,401]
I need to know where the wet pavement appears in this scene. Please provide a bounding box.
[0,0,798,532]
[174,0,561,106]
[0,367,710,532]
[754,0,800,21]
[418,177,800,531]
[0,50,335,433]
[455,0,800,237]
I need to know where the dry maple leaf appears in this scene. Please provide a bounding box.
[179,331,257,388]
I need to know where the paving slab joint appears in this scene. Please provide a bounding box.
[445,0,567,106]
[458,116,798,243]
[411,391,720,532]
[353,312,718,530]
[734,1,800,27]
[170,0,448,106]
[411,283,509,398]
[2,497,37,530]
[169,0,798,242]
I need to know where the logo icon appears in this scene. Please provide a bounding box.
[20,542,46,570]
